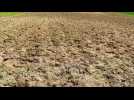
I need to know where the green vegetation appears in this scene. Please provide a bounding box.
[0,12,22,16]
[122,12,134,16]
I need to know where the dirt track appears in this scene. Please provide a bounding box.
[0,12,134,87]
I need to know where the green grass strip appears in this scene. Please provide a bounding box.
[0,12,23,16]
[121,12,134,16]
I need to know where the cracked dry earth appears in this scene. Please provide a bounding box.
[0,12,134,87]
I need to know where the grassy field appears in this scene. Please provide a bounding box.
[122,12,134,16]
[0,12,22,16]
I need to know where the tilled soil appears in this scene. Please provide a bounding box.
[0,12,134,87]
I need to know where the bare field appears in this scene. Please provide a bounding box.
[0,12,134,87]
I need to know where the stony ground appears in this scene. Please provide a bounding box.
[0,12,134,87]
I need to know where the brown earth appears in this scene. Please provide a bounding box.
[0,12,134,87]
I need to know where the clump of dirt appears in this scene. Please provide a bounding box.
[0,12,134,87]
